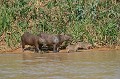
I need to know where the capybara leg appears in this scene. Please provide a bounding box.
[57,46,60,52]
[75,48,78,52]
[53,44,57,53]
[35,47,39,53]
[39,44,43,50]
[67,50,69,53]
[35,44,40,53]
[22,43,25,52]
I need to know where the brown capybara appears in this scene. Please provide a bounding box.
[77,42,93,50]
[21,32,46,53]
[38,33,72,53]
[38,33,60,53]
[66,43,80,53]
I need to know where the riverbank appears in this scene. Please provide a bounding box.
[0,44,120,54]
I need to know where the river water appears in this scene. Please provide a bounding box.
[0,50,120,79]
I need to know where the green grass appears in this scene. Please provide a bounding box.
[0,0,120,48]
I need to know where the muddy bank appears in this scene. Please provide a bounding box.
[0,41,120,54]
[0,45,120,54]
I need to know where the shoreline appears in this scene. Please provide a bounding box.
[0,46,120,54]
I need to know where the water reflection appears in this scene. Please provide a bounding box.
[0,50,120,79]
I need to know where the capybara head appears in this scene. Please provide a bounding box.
[60,34,72,42]
[66,44,79,53]
[77,42,83,49]
[86,43,93,49]
[75,43,81,49]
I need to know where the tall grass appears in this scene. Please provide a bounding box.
[0,0,120,48]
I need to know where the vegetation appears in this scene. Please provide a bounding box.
[0,0,120,48]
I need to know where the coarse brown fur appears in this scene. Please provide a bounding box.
[21,32,45,53]
[38,33,72,53]
[77,42,93,50]
[66,42,93,53]
[66,43,80,53]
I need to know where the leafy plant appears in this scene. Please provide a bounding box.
[0,0,119,48]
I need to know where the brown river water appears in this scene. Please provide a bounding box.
[0,50,120,79]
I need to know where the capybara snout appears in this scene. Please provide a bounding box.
[21,32,45,53]
[60,34,72,42]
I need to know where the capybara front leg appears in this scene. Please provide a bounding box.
[35,44,40,53]
[53,44,57,53]
[57,46,60,52]
[39,44,43,50]
[35,47,39,53]
[22,42,25,52]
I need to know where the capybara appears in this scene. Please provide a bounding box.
[21,32,46,53]
[77,42,93,50]
[66,43,80,53]
[38,33,72,53]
